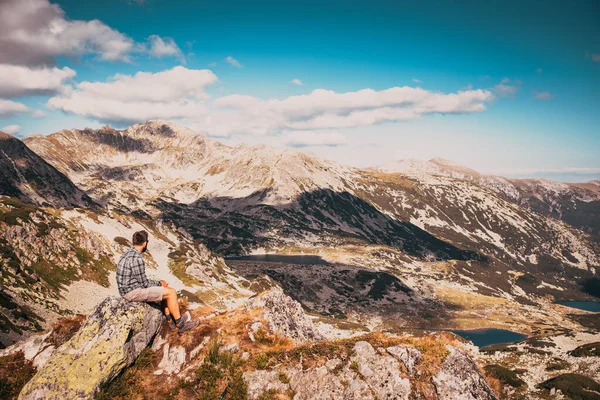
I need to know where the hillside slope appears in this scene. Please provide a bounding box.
[0,132,96,209]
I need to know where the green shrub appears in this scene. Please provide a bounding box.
[113,236,130,247]
[569,342,600,357]
[255,353,269,370]
[484,364,525,388]
[537,373,600,400]
[278,372,290,384]
[350,361,360,374]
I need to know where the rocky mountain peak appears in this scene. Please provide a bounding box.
[22,121,357,207]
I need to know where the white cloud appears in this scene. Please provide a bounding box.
[225,56,242,68]
[0,0,182,66]
[533,90,554,100]
[48,66,494,137]
[32,110,48,118]
[209,62,217,67]
[536,68,543,73]
[283,131,347,147]
[1,124,20,135]
[48,66,217,123]
[0,65,75,97]
[0,99,30,117]
[494,77,519,97]
[147,35,184,62]
[207,86,494,136]
[290,78,304,86]
[412,78,421,83]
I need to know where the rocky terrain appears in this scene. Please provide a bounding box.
[0,120,598,399]
[1,290,502,400]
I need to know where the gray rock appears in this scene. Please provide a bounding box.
[221,343,240,353]
[287,364,372,400]
[18,297,163,400]
[386,345,422,375]
[432,346,498,400]
[243,370,290,399]
[157,343,187,375]
[351,341,411,399]
[250,288,324,342]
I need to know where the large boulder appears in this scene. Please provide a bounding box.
[433,346,498,400]
[250,288,324,342]
[19,297,163,400]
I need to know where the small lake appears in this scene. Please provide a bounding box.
[555,300,600,313]
[450,328,527,348]
[225,254,329,265]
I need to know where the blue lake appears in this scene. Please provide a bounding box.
[225,254,328,265]
[451,329,527,348]
[555,300,600,312]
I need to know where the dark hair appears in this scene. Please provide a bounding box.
[132,230,149,246]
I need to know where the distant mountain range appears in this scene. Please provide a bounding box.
[376,157,600,236]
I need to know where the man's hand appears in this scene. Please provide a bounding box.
[160,280,169,287]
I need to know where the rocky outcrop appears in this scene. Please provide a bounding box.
[243,340,498,400]
[244,341,412,400]
[433,346,498,400]
[249,288,324,342]
[18,297,162,400]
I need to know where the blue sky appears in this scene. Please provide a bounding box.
[0,0,598,181]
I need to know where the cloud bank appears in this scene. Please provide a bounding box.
[0,100,30,117]
[48,66,495,137]
[0,65,75,97]
[48,67,217,123]
[0,0,183,67]
[1,124,21,135]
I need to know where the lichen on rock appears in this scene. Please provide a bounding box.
[18,297,162,400]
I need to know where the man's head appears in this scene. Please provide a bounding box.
[132,230,149,253]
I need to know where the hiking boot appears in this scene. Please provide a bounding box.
[177,313,199,335]
[167,311,188,330]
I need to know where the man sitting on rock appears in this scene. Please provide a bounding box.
[117,230,198,334]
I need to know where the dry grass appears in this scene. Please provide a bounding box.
[0,351,36,400]
[484,373,505,399]
[46,315,85,347]
[436,287,507,309]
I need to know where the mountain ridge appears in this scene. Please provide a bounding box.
[376,156,600,235]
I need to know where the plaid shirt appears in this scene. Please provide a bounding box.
[116,247,160,296]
